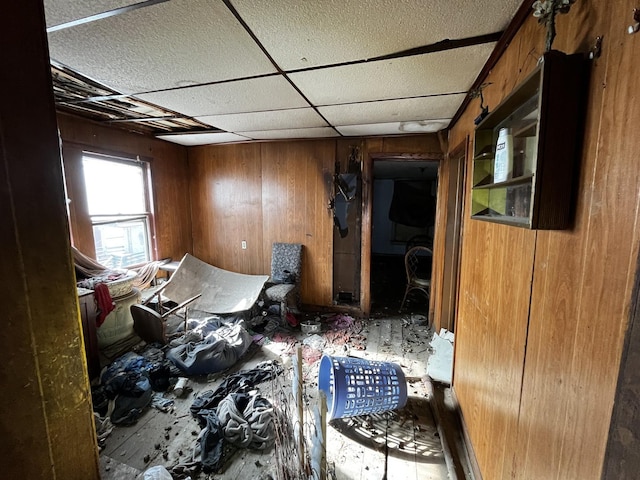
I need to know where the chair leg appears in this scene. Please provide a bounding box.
[399,286,410,313]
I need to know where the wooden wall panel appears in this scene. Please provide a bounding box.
[454,214,535,479]
[188,140,335,306]
[431,155,450,333]
[189,143,264,274]
[516,1,640,478]
[57,114,192,262]
[261,141,335,307]
[448,1,640,478]
[62,146,96,257]
[2,2,99,477]
[333,139,363,303]
[360,139,382,313]
[380,135,442,154]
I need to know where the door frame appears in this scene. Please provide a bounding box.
[360,151,442,316]
[434,138,468,332]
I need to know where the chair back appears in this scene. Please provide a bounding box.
[271,243,303,285]
[131,304,166,344]
[405,246,432,283]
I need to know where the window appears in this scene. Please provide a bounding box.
[82,153,154,269]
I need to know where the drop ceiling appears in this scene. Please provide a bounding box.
[44,0,525,146]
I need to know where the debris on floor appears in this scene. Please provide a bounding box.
[96,311,449,480]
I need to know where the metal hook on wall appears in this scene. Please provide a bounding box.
[627,8,640,34]
[589,36,603,60]
[469,83,491,126]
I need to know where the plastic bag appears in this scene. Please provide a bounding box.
[143,465,172,480]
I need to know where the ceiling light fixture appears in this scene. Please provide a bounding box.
[398,120,447,133]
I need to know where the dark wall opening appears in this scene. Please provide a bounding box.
[370,160,438,316]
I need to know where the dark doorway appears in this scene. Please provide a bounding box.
[369,159,438,316]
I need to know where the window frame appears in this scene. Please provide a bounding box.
[81,151,157,268]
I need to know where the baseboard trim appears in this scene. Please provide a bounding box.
[450,385,483,480]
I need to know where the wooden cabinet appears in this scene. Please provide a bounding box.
[471,51,586,229]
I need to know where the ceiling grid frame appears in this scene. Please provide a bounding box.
[44,0,526,144]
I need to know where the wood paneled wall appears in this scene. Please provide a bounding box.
[189,143,264,274]
[57,114,192,262]
[189,140,335,307]
[59,118,443,310]
[191,135,443,310]
[2,1,99,477]
[448,1,640,478]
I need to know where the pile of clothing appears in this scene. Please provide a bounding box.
[92,346,177,426]
[173,361,283,475]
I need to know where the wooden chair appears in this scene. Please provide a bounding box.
[131,292,201,344]
[400,246,432,312]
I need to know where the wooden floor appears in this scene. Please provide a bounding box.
[99,315,449,480]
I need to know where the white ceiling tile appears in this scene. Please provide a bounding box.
[232,0,521,69]
[44,0,141,28]
[47,0,276,94]
[318,94,466,126]
[290,43,495,105]
[156,132,250,146]
[240,127,339,140]
[137,76,309,117]
[337,120,450,137]
[197,108,327,132]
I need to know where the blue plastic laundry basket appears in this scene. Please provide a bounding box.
[318,355,408,419]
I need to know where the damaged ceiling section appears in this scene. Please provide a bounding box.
[44,0,525,144]
[51,62,216,135]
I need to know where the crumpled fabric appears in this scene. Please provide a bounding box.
[194,393,274,473]
[93,412,114,448]
[217,393,274,450]
[167,323,252,375]
[332,173,358,237]
[94,282,115,327]
[197,409,224,473]
[97,352,153,425]
[328,313,355,330]
[191,361,282,416]
[189,361,282,473]
[150,393,174,412]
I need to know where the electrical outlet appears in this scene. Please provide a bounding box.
[241,240,247,250]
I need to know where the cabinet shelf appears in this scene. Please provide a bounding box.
[470,51,585,229]
[474,174,534,189]
[473,151,494,162]
[512,121,537,138]
[471,214,530,227]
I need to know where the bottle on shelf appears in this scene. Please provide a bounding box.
[494,127,513,182]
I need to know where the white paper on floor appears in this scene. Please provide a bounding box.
[426,328,454,384]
